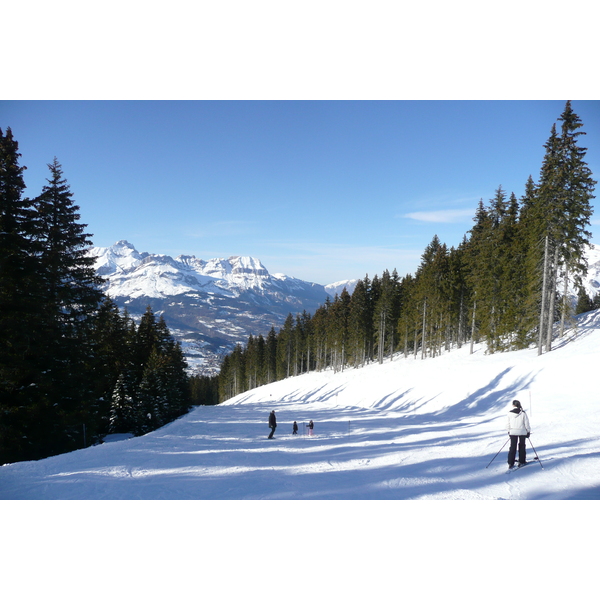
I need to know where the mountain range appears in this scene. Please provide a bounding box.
[89,241,358,374]
[90,240,600,375]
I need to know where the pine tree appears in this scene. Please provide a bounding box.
[348,278,372,367]
[495,191,527,349]
[555,101,596,335]
[137,348,169,433]
[374,270,399,363]
[465,188,519,353]
[109,373,136,433]
[397,273,418,358]
[244,334,259,389]
[276,314,295,379]
[526,102,596,352]
[88,299,137,439]
[265,327,277,383]
[30,158,105,456]
[161,337,191,419]
[133,306,161,383]
[311,301,331,371]
[0,128,45,463]
[35,158,104,323]
[329,290,351,371]
[575,288,594,315]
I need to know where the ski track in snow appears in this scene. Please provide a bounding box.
[2,310,600,500]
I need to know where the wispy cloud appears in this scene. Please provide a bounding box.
[402,209,474,223]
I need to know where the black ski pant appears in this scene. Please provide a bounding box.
[268,425,276,439]
[508,435,527,467]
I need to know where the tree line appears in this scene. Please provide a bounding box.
[0,128,214,465]
[218,101,596,401]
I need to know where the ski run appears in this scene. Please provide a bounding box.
[3,310,599,599]
[3,309,600,501]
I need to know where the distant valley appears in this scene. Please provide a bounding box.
[90,241,358,374]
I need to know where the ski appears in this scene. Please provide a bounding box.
[505,458,543,474]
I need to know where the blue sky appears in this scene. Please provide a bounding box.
[2,100,599,284]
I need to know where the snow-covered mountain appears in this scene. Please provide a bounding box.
[91,240,302,298]
[89,241,340,373]
[324,278,359,297]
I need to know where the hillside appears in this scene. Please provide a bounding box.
[2,308,599,500]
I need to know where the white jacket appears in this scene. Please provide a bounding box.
[507,409,531,436]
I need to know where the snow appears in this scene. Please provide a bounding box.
[89,241,279,299]
[4,309,599,501]
[3,310,599,596]
[324,278,359,297]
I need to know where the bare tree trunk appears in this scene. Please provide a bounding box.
[378,311,386,364]
[413,325,418,359]
[560,262,569,337]
[470,300,476,355]
[546,244,559,351]
[457,288,464,349]
[538,236,550,356]
[421,300,427,360]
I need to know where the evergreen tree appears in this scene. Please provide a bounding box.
[88,299,136,439]
[311,302,330,372]
[0,128,45,463]
[35,158,104,325]
[397,273,418,358]
[133,306,161,383]
[525,103,596,352]
[265,327,278,383]
[189,373,219,405]
[299,312,313,374]
[495,191,527,349]
[374,270,399,363]
[575,288,594,315]
[161,337,191,418]
[276,314,295,379]
[413,235,452,357]
[446,241,471,350]
[137,348,169,433]
[31,158,106,454]
[329,290,351,371]
[465,188,517,353]
[348,278,372,367]
[109,373,137,434]
[244,334,259,389]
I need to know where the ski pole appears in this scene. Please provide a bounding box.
[527,437,544,468]
[486,438,509,468]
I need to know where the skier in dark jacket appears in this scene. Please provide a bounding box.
[268,410,277,439]
[292,421,298,434]
[308,420,314,436]
[506,400,531,469]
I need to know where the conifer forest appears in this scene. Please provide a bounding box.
[217,102,596,401]
[0,130,205,464]
[1,102,596,462]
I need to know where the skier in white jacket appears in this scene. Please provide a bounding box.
[506,400,531,469]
